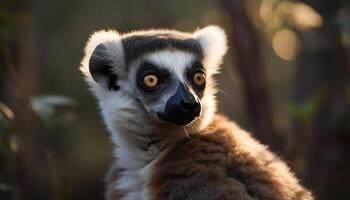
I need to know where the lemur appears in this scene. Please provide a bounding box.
[80,26,313,200]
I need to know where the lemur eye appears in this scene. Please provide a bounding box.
[143,74,159,88]
[188,62,206,91]
[192,72,206,86]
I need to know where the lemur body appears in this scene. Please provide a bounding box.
[80,26,313,200]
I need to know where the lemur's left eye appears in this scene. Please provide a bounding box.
[188,62,206,90]
[143,74,158,88]
[137,62,165,91]
[192,72,206,86]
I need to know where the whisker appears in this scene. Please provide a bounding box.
[218,88,230,97]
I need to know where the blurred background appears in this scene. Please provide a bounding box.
[0,0,349,199]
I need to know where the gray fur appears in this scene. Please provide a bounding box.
[89,43,120,90]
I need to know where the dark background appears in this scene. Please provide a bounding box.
[0,0,349,199]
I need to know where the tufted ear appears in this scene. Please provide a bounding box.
[193,25,228,74]
[80,30,125,91]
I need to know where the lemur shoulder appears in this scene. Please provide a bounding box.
[80,26,313,200]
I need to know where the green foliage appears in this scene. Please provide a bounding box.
[288,84,329,122]
[0,0,16,46]
[0,102,13,156]
[288,97,321,122]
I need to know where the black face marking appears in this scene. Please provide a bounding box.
[108,74,120,91]
[89,44,120,91]
[121,30,203,65]
[157,83,201,125]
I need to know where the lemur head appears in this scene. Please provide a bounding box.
[81,26,227,132]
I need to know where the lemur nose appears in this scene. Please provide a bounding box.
[180,99,200,113]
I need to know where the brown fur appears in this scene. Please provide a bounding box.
[148,115,313,200]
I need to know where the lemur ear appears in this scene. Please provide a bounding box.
[80,30,125,91]
[193,25,228,73]
[89,43,121,90]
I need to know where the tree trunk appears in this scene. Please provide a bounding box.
[295,0,350,199]
[220,0,280,151]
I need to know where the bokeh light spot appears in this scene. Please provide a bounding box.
[287,2,323,30]
[272,29,300,61]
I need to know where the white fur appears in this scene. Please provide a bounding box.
[100,91,156,200]
[145,50,196,82]
[193,25,228,75]
[80,30,125,99]
[80,26,228,200]
[81,30,155,200]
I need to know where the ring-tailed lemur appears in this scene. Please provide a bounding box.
[80,26,313,200]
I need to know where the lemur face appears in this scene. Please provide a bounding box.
[81,26,227,128]
[128,50,205,125]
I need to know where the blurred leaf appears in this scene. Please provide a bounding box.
[288,94,322,121]
[0,111,9,129]
[0,0,16,45]
[287,102,304,120]
[30,95,75,120]
[0,102,13,154]
[0,5,14,27]
[0,102,14,121]
[304,97,321,118]
[0,113,12,156]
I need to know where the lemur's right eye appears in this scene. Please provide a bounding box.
[188,62,206,91]
[192,72,206,86]
[143,74,158,88]
[137,63,165,91]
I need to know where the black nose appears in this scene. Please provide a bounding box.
[157,83,201,125]
[180,99,200,113]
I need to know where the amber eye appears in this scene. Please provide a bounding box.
[143,74,158,88]
[192,72,206,86]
